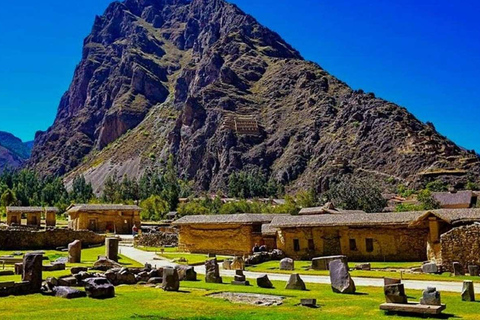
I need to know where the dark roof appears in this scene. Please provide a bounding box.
[67,204,142,213]
[6,206,59,213]
[432,191,474,207]
[411,209,480,226]
[298,206,366,215]
[270,211,423,228]
[173,214,284,225]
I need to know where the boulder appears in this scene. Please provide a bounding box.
[420,287,441,306]
[92,257,121,271]
[329,259,356,294]
[384,284,408,304]
[422,262,439,274]
[53,286,87,299]
[58,276,78,287]
[147,277,163,284]
[117,269,137,285]
[68,240,82,263]
[257,275,274,288]
[43,263,66,272]
[453,262,465,276]
[300,299,317,307]
[312,255,348,271]
[175,265,197,281]
[84,278,115,299]
[161,267,179,291]
[461,281,475,302]
[71,267,89,275]
[280,258,294,271]
[468,265,479,277]
[285,274,306,290]
[205,259,222,283]
[22,253,43,293]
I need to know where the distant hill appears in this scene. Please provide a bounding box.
[29,0,480,192]
[0,131,32,171]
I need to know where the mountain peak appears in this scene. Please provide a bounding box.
[29,0,480,192]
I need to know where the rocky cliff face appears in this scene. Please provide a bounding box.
[30,0,480,192]
[0,131,32,171]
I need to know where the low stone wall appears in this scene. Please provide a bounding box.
[0,229,105,250]
[440,224,480,272]
[137,231,178,248]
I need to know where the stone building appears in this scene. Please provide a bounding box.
[67,204,141,234]
[410,208,480,266]
[173,214,284,255]
[270,211,429,261]
[6,207,59,228]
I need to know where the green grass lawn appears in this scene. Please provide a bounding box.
[0,276,478,319]
[0,246,141,283]
[137,246,231,265]
[246,260,480,283]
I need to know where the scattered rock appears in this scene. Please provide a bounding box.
[422,262,439,274]
[205,259,222,283]
[280,258,294,271]
[84,278,115,299]
[257,275,274,289]
[468,265,479,277]
[68,240,82,263]
[453,262,465,276]
[208,292,283,306]
[300,299,317,307]
[92,257,121,271]
[329,259,356,294]
[161,267,179,291]
[53,286,87,299]
[355,263,371,271]
[384,284,408,304]
[22,253,43,293]
[71,267,88,275]
[420,287,441,306]
[285,274,306,290]
[461,281,475,302]
[312,255,348,271]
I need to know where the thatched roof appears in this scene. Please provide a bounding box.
[432,191,474,207]
[410,209,480,226]
[270,211,423,228]
[261,223,278,236]
[67,204,141,213]
[6,206,58,213]
[298,206,366,215]
[173,214,284,225]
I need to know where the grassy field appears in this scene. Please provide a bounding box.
[0,246,141,282]
[137,246,231,265]
[246,260,480,283]
[0,276,478,319]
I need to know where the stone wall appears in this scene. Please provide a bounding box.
[277,226,428,261]
[440,224,480,272]
[0,229,105,250]
[178,224,259,256]
[137,231,179,247]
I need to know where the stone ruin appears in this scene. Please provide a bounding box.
[231,270,250,286]
[205,258,222,283]
[68,240,82,263]
[461,281,475,302]
[244,249,285,266]
[0,253,43,297]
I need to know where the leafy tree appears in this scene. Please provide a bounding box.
[140,195,169,221]
[1,189,17,207]
[71,175,94,203]
[324,176,387,213]
[417,189,441,210]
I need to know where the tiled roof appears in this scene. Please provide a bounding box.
[173,214,284,225]
[270,211,423,228]
[432,191,474,207]
[261,223,278,236]
[67,204,142,213]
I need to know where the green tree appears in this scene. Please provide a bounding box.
[71,175,94,203]
[140,195,169,221]
[1,189,17,207]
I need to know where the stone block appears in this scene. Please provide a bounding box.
[300,299,317,307]
[384,284,408,304]
[175,265,197,281]
[84,278,115,299]
[355,263,371,271]
[14,263,23,275]
[461,281,475,302]
[71,267,88,275]
[231,256,245,270]
[222,259,232,270]
[453,262,465,276]
[384,278,401,286]
[68,240,82,263]
[53,286,87,299]
[161,267,179,291]
[468,265,479,277]
[22,253,43,293]
[280,258,294,271]
[312,255,348,271]
[105,238,119,262]
[422,262,438,274]
[205,259,222,283]
[420,287,441,306]
[329,259,356,294]
[285,274,306,290]
[257,275,273,288]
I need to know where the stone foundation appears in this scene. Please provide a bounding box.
[0,229,105,250]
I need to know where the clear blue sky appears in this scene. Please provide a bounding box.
[0,0,478,151]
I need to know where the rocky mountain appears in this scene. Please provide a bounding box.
[0,131,32,171]
[30,0,480,193]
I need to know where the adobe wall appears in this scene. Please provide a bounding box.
[440,224,480,272]
[178,224,257,256]
[277,226,428,261]
[0,229,105,250]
